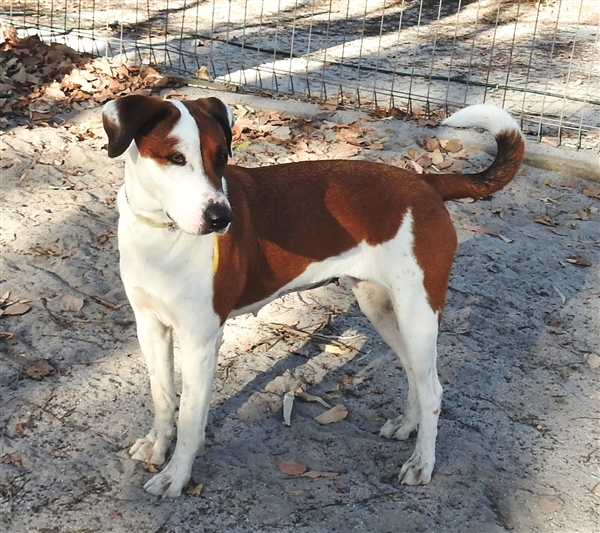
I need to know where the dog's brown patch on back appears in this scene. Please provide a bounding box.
[212,160,448,322]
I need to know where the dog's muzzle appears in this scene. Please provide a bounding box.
[204,201,232,234]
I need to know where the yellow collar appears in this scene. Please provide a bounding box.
[125,187,178,231]
[128,202,220,274]
[132,211,178,231]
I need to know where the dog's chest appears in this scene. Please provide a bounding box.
[117,195,214,306]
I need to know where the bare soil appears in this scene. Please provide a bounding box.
[1,91,599,533]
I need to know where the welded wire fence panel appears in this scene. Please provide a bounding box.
[2,0,599,148]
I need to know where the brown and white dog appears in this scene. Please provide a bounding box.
[102,95,524,498]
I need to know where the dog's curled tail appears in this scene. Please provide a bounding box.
[425,104,525,201]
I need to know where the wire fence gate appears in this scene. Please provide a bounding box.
[2,0,599,149]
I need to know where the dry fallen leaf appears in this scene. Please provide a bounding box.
[301,470,339,479]
[422,137,440,152]
[333,478,347,492]
[1,453,22,467]
[584,353,600,369]
[461,223,498,236]
[0,332,15,340]
[563,177,578,188]
[25,359,55,380]
[565,255,591,267]
[410,160,424,174]
[538,495,563,514]
[534,215,557,227]
[416,155,433,168]
[60,294,85,312]
[582,184,600,199]
[186,483,204,496]
[437,160,454,169]
[283,391,295,426]
[447,161,464,173]
[295,391,332,409]
[328,143,359,159]
[1,302,31,317]
[314,404,348,425]
[540,136,559,147]
[406,148,421,161]
[278,461,308,476]
[430,151,445,165]
[441,139,462,153]
[319,343,352,356]
[289,489,308,497]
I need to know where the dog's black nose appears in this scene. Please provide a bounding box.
[204,202,231,233]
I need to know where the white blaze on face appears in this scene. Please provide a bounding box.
[132,100,229,235]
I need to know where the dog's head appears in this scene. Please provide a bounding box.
[102,95,234,235]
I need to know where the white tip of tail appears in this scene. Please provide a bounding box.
[442,104,521,137]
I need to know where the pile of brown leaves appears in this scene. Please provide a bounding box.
[0,25,172,125]
[230,103,471,174]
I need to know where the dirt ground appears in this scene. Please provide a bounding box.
[1,90,599,533]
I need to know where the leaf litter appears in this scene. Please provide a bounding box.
[25,359,55,380]
[1,27,174,127]
[277,461,339,479]
[314,404,348,425]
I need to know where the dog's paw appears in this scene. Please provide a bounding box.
[398,452,433,485]
[380,416,418,441]
[144,462,190,498]
[129,434,168,465]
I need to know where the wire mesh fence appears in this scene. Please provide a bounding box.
[2,0,599,149]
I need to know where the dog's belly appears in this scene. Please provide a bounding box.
[230,211,421,318]
[228,278,336,318]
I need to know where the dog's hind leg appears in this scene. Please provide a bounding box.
[128,306,176,466]
[351,280,420,440]
[352,279,443,485]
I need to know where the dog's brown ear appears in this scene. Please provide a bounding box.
[102,95,171,157]
[193,97,235,156]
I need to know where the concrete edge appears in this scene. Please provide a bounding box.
[174,86,600,183]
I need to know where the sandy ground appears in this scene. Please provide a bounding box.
[1,90,599,533]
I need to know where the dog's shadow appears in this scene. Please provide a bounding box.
[185,284,417,483]
[209,290,384,425]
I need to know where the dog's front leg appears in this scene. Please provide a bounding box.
[144,326,222,498]
[129,307,176,466]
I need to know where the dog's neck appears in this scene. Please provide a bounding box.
[123,161,177,231]
[124,187,178,231]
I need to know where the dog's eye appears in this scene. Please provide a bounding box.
[167,152,186,166]
[217,152,228,165]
